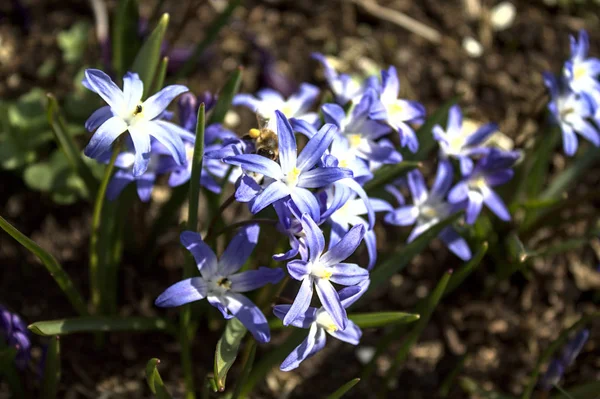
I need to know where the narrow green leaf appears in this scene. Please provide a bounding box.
[541,146,599,201]
[131,13,169,98]
[241,329,306,396]
[381,271,452,391]
[174,0,242,79]
[444,242,488,296]
[46,94,98,198]
[146,358,173,398]
[551,381,600,399]
[150,56,169,95]
[524,126,560,200]
[208,67,243,125]
[326,378,361,399]
[364,161,421,194]
[0,216,88,316]
[521,312,600,399]
[439,355,467,397]
[214,318,247,391]
[405,95,460,161]
[28,317,173,336]
[369,214,461,292]
[187,103,206,235]
[112,0,140,77]
[41,336,61,399]
[348,312,420,328]
[231,341,257,399]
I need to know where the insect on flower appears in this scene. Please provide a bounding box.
[243,113,280,161]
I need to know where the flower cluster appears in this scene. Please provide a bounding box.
[544,30,600,156]
[82,53,521,370]
[0,305,31,370]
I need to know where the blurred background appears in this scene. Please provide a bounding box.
[0,0,599,397]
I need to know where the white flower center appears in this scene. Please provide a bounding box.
[309,261,332,280]
[315,309,339,333]
[121,103,146,126]
[207,276,232,296]
[468,176,487,191]
[283,167,301,188]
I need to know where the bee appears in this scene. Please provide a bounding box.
[244,114,279,161]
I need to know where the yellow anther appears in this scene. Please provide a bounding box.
[249,128,261,139]
[348,134,362,148]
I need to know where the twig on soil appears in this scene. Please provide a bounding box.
[349,0,442,44]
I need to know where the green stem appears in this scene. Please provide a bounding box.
[89,141,121,314]
[187,103,206,234]
[0,216,88,316]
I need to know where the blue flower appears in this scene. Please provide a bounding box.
[312,53,378,105]
[448,149,519,224]
[273,281,369,371]
[369,66,426,153]
[83,69,190,176]
[433,105,497,175]
[284,213,368,331]
[540,329,590,391]
[233,84,320,127]
[563,30,600,98]
[321,186,392,269]
[322,90,402,166]
[223,111,352,221]
[384,160,472,260]
[544,72,600,156]
[155,225,284,343]
[0,305,31,370]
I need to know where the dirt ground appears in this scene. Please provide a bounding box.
[0,0,599,398]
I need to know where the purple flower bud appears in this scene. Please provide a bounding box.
[0,305,31,370]
[178,93,199,132]
[560,329,589,367]
[540,359,565,391]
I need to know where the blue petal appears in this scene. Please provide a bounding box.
[438,227,472,261]
[275,110,297,173]
[84,116,128,159]
[180,231,218,277]
[219,224,260,276]
[466,191,484,224]
[150,121,187,166]
[283,277,314,326]
[250,181,290,214]
[290,118,318,138]
[364,229,377,270]
[485,170,514,186]
[315,279,347,330]
[320,224,365,266]
[300,213,325,263]
[168,167,191,187]
[446,104,463,136]
[280,324,327,371]
[384,205,418,226]
[224,154,283,179]
[229,267,284,292]
[155,277,207,307]
[208,296,234,319]
[338,178,376,229]
[224,292,271,343]
[482,186,511,221]
[466,123,497,146]
[273,305,317,328]
[235,174,262,203]
[136,173,156,202]
[296,124,337,171]
[122,72,144,110]
[448,181,469,203]
[338,280,370,308]
[84,69,125,109]
[430,159,454,199]
[106,170,134,201]
[407,169,428,204]
[290,187,321,222]
[459,156,474,176]
[287,259,310,281]
[142,84,189,120]
[85,106,113,132]
[321,103,346,128]
[297,167,352,189]
[328,262,369,286]
[329,320,362,344]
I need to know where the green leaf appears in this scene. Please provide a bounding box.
[208,67,243,125]
[8,88,48,132]
[404,95,460,161]
[541,145,599,201]
[131,13,169,98]
[57,22,90,64]
[146,358,173,398]
[444,242,488,295]
[0,346,24,398]
[348,312,420,328]
[40,336,61,399]
[231,341,257,399]
[214,318,247,391]
[364,161,421,194]
[173,0,242,79]
[551,381,600,399]
[150,56,169,95]
[522,126,560,200]
[46,94,98,198]
[0,216,88,316]
[112,0,141,77]
[521,312,600,399]
[28,317,173,336]
[369,214,461,292]
[326,378,361,399]
[187,104,206,235]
